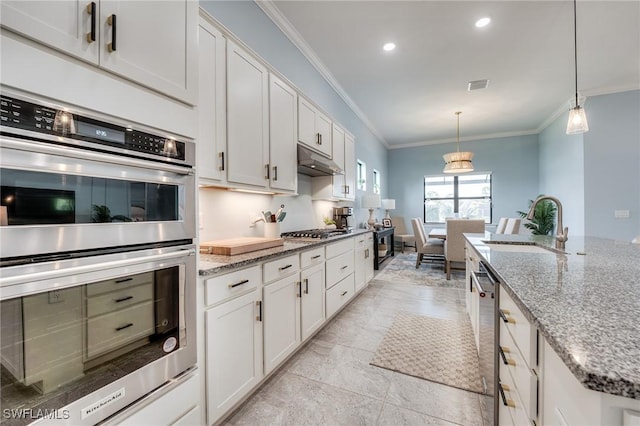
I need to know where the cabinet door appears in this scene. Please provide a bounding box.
[226,41,269,188]
[354,247,366,293]
[197,17,226,182]
[365,239,374,282]
[315,110,333,157]
[269,74,297,193]
[331,124,346,198]
[344,133,356,201]
[298,97,317,148]
[98,0,197,104]
[300,263,325,341]
[0,0,99,64]
[206,290,263,424]
[263,274,301,374]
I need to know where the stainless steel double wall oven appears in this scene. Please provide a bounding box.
[0,91,197,425]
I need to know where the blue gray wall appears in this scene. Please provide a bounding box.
[538,111,585,236]
[200,1,389,228]
[583,90,640,240]
[388,135,539,229]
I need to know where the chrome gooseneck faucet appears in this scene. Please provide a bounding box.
[527,195,568,250]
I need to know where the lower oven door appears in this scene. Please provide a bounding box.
[0,244,196,425]
[0,135,195,261]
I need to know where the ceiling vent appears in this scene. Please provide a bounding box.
[468,79,489,91]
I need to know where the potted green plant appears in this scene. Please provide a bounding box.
[517,195,557,235]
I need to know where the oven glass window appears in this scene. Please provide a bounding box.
[0,266,182,424]
[0,169,179,225]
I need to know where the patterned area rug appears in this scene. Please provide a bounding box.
[375,253,465,289]
[370,312,484,394]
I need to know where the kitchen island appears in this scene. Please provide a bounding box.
[465,232,640,425]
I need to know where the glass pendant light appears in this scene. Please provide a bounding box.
[443,111,474,173]
[566,0,589,134]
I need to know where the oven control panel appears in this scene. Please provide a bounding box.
[0,95,187,162]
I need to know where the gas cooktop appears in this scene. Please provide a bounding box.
[281,228,351,239]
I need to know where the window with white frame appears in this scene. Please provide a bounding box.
[424,173,492,223]
[373,169,380,194]
[357,160,366,191]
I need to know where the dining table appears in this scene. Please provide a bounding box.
[428,228,447,240]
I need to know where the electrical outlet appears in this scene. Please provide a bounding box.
[48,290,63,304]
[614,210,630,219]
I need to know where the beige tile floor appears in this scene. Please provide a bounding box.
[223,265,492,426]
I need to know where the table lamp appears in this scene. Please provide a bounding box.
[381,199,395,219]
[362,194,381,230]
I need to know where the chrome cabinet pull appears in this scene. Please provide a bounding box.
[114,296,133,303]
[256,301,262,321]
[107,14,117,52]
[278,264,293,271]
[228,279,249,289]
[115,323,133,331]
[86,2,96,43]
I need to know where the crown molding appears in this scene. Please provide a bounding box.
[256,0,389,148]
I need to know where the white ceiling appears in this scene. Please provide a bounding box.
[265,1,640,148]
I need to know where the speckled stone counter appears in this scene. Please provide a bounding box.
[199,229,372,276]
[464,232,640,399]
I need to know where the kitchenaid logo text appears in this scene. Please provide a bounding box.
[2,409,70,420]
[81,388,125,419]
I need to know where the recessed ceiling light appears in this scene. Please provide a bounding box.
[475,17,491,28]
[383,42,396,52]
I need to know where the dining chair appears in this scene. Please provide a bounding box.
[504,218,521,234]
[495,217,508,234]
[444,219,485,280]
[411,218,444,269]
[391,216,415,252]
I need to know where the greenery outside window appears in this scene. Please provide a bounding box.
[373,169,380,195]
[424,173,492,223]
[357,160,366,191]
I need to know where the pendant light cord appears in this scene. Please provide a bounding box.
[573,0,579,107]
[455,111,461,152]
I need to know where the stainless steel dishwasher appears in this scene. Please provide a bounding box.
[471,261,499,424]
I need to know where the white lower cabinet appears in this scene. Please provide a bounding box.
[300,262,325,340]
[205,289,263,424]
[263,273,301,375]
[326,274,355,318]
[355,233,373,292]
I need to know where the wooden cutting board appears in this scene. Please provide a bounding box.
[200,237,284,255]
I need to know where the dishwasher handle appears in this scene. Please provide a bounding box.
[471,270,488,298]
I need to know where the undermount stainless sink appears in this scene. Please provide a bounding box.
[481,240,564,254]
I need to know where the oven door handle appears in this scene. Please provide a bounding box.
[0,248,196,287]
[471,270,488,298]
[1,136,193,175]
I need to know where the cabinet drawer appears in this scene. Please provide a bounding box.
[325,238,354,259]
[326,250,354,289]
[355,234,368,249]
[326,274,355,318]
[499,362,533,426]
[300,247,325,269]
[205,266,261,307]
[499,287,536,368]
[87,283,153,318]
[86,301,154,359]
[500,320,537,421]
[263,254,299,284]
[87,272,154,297]
[466,242,480,271]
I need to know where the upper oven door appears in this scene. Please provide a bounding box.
[0,136,195,260]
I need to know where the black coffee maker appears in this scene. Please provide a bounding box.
[333,207,353,230]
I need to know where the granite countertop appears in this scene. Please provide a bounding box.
[464,232,640,399]
[199,229,372,276]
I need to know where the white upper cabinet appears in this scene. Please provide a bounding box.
[268,74,297,193]
[344,132,356,201]
[197,16,226,182]
[331,124,346,198]
[226,40,269,188]
[298,97,332,158]
[0,0,197,104]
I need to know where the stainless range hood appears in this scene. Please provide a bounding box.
[297,145,343,177]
